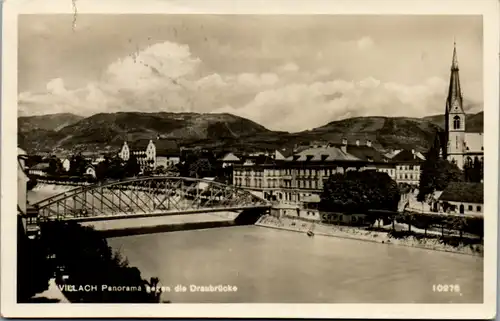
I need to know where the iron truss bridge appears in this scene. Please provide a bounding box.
[31,176,271,222]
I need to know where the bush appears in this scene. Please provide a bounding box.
[38,221,161,303]
[320,171,400,214]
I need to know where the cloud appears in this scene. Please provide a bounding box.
[213,76,451,132]
[18,39,480,133]
[280,62,300,72]
[19,41,203,115]
[357,36,374,50]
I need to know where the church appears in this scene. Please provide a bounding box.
[442,42,483,170]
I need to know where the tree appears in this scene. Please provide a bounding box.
[46,156,64,176]
[418,139,463,202]
[106,157,126,180]
[95,157,111,181]
[124,154,141,177]
[69,153,88,176]
[320,171,401,214]
[38,221,161,303]
[17,216,52,302]
[181,150,219,178]
[27,177,38,191]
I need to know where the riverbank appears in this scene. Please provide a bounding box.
[256,215,483,257]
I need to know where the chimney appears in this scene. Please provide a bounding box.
[355,139,360,146]
[341,137,347,153]
[366,140,372,147]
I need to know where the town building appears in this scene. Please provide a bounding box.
[390,149,425,186]
[118,138,179,171]
[437,182,483,215]
[219,152,242,168]
[61,158,71,172]
[84,165,96,178]
[443,42,483,169]
[28,162,50,177]
[233,139,398,206]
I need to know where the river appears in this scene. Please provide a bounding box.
[29,185,483,303]
[108,226,483,303]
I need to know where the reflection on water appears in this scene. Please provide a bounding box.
[108,226,483,303]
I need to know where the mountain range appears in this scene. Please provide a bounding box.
[18,111,484,155]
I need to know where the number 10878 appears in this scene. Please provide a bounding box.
[433,284,460,293]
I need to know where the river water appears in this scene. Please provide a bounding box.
[29,186,483,303]
[108,226,483,303]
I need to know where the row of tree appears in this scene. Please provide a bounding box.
[318,166,483,241]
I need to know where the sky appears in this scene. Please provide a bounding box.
[18,14,483,132]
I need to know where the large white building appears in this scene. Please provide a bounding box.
[118,138,180,171]
[444,43,483,169]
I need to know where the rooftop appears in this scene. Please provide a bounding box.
[287,146,361,162]
[391,149,425,163]
[126,139,179,155]
[30,162,50,170]
[439,182,483,204]
[220,152,241,162]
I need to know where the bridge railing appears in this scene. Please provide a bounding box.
[33,176,271,221]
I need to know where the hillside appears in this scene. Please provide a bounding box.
[423,111,484,133]
[17,111,484,154]
[18,112,272,153]
[294,116,443,153]
[18,113,83,132]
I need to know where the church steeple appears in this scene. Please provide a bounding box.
[446,41,464,113]
[444,41,466,168]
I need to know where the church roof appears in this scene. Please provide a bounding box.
[446,42,464,113]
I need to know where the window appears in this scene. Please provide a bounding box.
[453,116,461,130]
[468,205,473,211]
[477,206,482,212]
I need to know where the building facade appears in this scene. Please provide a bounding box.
[444,43,484,169]
[437,182,483,215]
[390,149,425,186]
[233,141,393,205]
[119,138,180,171]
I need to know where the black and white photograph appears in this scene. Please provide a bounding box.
[2,0,498,319]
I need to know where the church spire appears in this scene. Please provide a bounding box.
[446,40,463,113]
[451,39,459,70]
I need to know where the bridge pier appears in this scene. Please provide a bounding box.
[234,208,269,225]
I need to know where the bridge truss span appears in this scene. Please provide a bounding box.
[32,176,271,221]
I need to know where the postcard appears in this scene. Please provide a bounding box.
[1,0,498,318]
